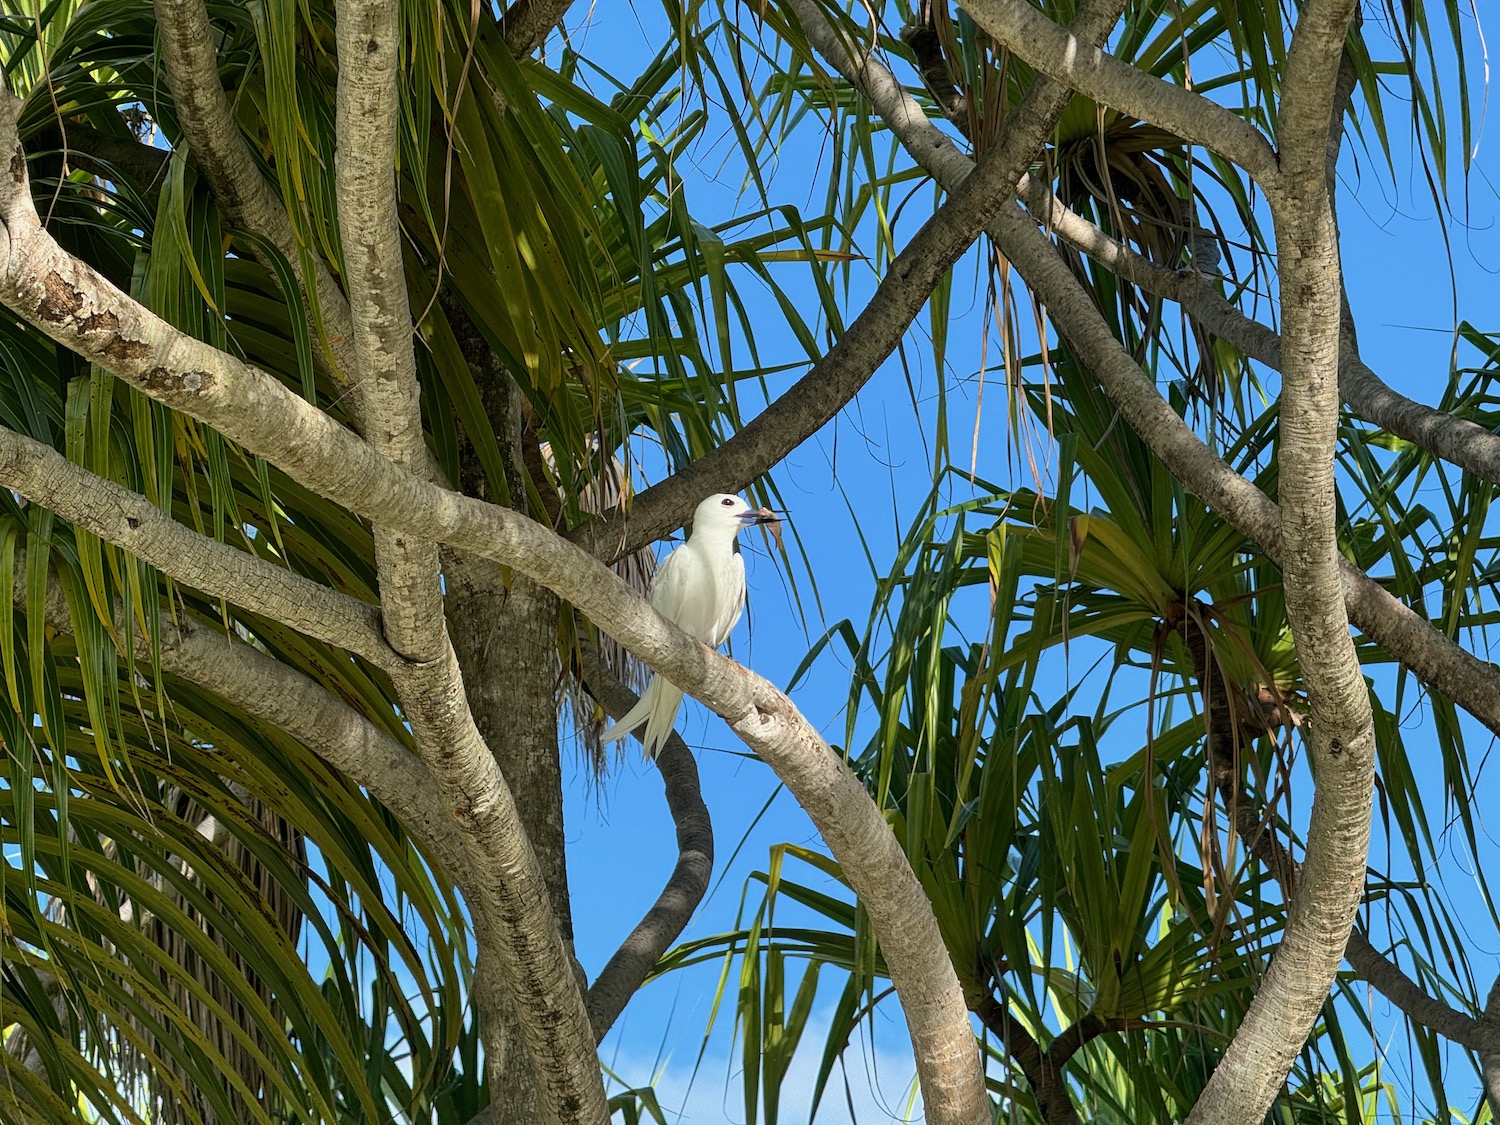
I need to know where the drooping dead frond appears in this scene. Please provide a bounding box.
[542,440,658,773]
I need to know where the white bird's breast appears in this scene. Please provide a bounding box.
[651,539,748,648]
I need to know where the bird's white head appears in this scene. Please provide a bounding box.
[689,493,774,548]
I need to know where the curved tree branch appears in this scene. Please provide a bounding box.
[15,556,457,866]
[0,116,605,1122]
[334,0,443,662]
[1183,612,1500,1070]
[975,996,1080,1125]
[963,0,1281,187]
[18,552,545,1125]
[1344,935,1500,1054]
[1014,176,1500,492]
[578,643,713,1040]
[787,5,1500,1108]
[571,0,1127,562]
[1183,3,1373,1120]
[0,430,397,667]
[330,11,605,1117]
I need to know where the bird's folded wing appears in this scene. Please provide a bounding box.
[708,553,748,648]
[649,545,692,620]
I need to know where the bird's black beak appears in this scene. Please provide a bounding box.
[738,508,785,525]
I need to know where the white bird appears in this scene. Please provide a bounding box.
[601,493,776,756]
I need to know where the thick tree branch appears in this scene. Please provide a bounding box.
[334,0,443,662]
[29,119,170,192]
[989,199,1500,726]
[1184,612,1500,1068]
[578,644,713,1040]
[153,0,359,381]
[0,106,994,1125]
[963,0,1281,187]
[0,430,397,668]
[573,0,1127,562]
[15,556,456,866]
[975,997,1080,1125]
[500,0,574,56]
[1184,3,1372,1120]
[1343,935,1500,1053]
[1014,178,1500,493]
[797,8,1500,1105]
[331,16,602,1110]
[20,552,542,1125]
[391,647,609,1124]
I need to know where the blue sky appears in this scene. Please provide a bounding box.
[551,4,1500,1123]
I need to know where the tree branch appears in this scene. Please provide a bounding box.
[18,551,548,1125]
[572,0,1127,562]
[975,996,1080,1125]
[579,643,713,1040]
[962,0,1281,187]
[1183,3,1372,1120]
[1183,606,1500,1071]
[799,12,1500,1101]
[989,198,1500,728]
[334,0,443,662]
[500,0,574,56]
[0,429,397,668]
[28,119,170,193]
[1485,977,1500,1117]
[0,120,604,1121]
[1015,175,1500,493]
[14,554,458,865]
[1343,934,1500,1053]
[330,15,607,1117]
[153,0,359,381]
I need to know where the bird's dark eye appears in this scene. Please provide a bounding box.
[721,498,734,506]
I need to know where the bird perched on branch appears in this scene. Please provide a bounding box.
[601,493,779,756]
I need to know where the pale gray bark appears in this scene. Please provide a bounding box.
[12,16,1489,1116]
[0,428,397,667]
[0,121,605,1119]
[776,0,1500,753]
[15,549,535,1125]
[13,553,458,872]
[445,560,573,938]
[439,292,579,1125]
[779,3,1498,1118]
[1018,173,1500,492]
[1186,4,1372,1120]
[1343,936,1500,1054]
[333,0,444,662]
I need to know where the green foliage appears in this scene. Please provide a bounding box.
[0,0,1495,1120]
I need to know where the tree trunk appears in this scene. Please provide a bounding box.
[443,293,581,1124]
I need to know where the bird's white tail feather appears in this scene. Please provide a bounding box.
[599,675,685,758]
